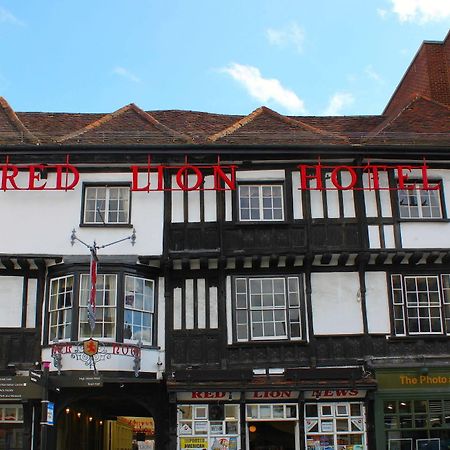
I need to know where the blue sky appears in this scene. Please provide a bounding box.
[0,1,449,116]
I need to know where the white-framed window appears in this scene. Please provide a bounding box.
[246,403,298,420]
[304,402,366,450]
[124,275,155,344]
[391,274,450,336]
[48,275,74,341]
[398,183,443,219]
[79,274,117,339]
[238,184,284,221]
[83,185,131,224]
[235,276,304,341]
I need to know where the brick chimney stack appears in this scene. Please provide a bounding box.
[383,30,450,117]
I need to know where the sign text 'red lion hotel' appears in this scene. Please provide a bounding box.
[0,160,440,191]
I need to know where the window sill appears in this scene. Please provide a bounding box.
[79,223,134,228]
[229,339,308,348]
[234,221,289,226]
[398,218,450,223]
[387,335,450,340]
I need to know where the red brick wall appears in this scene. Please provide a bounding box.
[383,32,450,117]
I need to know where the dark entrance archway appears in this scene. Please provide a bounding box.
[49,382,168,450]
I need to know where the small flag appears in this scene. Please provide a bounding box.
[87,247,98,333]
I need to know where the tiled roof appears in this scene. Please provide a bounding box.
[0,97,447,148]
[0,97,38,144]
[208,106,349,145]
[57,103,193,145]
[365,96,450,146]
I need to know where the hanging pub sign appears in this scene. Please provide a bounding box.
[0,157,439,192]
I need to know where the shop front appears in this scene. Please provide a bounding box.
[303,389,368,450]
[0,374,42,450]
[174,387,371,450]
[374,368,450,450]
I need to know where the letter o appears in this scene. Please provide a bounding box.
[176,165,203,191]
[331,166,357,190]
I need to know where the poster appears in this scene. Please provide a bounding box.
[180,437,208,450]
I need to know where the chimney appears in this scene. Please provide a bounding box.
[383,30,450,117]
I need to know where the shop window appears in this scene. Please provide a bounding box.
[238,184,284,221]
[177,404,240,446]
[391,274,450,336]
[304,402,366,450]
[48,275,74,341]
[124,276,154,344]
[0,405,23,450]
[82,185,131,225]
[79,274,117,339]
[234,276,305,342]
[383,400,450,449]
[397,182,444,220]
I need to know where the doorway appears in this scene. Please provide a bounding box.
[248,422,296,450]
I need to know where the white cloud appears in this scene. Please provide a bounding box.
[266,22,305,53]
[388,0,450,23]
[365,65,384,83]
[323,92,355,116]
[377,8,388,18]
[221,63,306,114]
[112,66,141,83]
[0,7,24,26]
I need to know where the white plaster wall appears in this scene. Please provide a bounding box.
[26,278,37,328]
[0,171,164,255]
[291,172,303,220]
[368,226,381,248]
[236,170,285,181]
[187,176,201,223]
[399,169,450,248]
[157,277,165,354]
[0,276,23,327]
[365,272,391,334]
[311,272,364,335]
[204,176,217,222]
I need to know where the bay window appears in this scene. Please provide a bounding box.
[47,270,155,345]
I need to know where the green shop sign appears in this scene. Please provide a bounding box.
[377,369,450,391]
